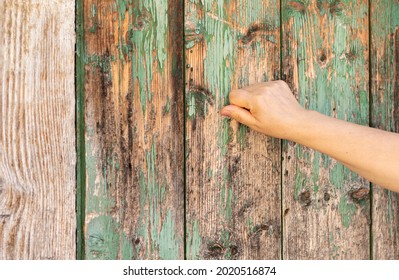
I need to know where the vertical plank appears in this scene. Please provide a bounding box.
[371,0,399,260]
[185,0,281,259]
[282,0,370,259]
[83,0,184,259]
[0,1,76,259]
[76,0,86,260]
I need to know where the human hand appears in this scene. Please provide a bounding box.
[220,80,307,140]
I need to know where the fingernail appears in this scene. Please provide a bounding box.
[220,108,230,117]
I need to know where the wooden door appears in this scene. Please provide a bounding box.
[0,0,398,260]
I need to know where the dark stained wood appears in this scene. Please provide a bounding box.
[371,0,399,260]
[83,0,184,259]
[185,0,281,259]
[282,0,370,259]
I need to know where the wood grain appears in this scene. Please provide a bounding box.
[371,0,399,260]
[185,0,281,259]
[82,0,184,259]
[0,0,76,259]
[282,0,370,259]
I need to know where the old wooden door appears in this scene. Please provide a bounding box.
[0,0,398,259]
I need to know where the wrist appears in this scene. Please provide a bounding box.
[287,109,321,144]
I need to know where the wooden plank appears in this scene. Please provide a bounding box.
[0,0,76,259]
[371,0,399,260]
[82,0,184,259]
[282,0,370,259]
[185,0,281,259]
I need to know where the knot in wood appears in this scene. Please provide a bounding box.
[350,187,369,202]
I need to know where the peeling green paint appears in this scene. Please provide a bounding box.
[218,119,231,157]
[136,140,181,259]
[225,187,233,223]
[159,210,180,259]
[82,1,182,260]
[131,0,169,114]
[86,139,116,213]
[87,54,113,78]
[338,195,357,228]
[86,215,133,260]
[89,3,99,33]
[187,220,202,259]
[164,95,170,114]
[329,163,345,190]
[237,124,249,148]
[187,88,213,119]
[371,0,399,256]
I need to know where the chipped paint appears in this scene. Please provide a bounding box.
[187,220,202,259]
[136,140,181,259]
[86,215,133,260]
[338,195,357,229]
[282,0,370,258]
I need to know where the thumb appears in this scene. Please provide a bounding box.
[220,105,256,127]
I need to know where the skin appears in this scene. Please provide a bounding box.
[220,80,399,193]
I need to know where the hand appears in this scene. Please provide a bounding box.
[220,80,306,140]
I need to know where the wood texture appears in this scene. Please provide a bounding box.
[185,0,281,259]
[1,0,394,260]
[0,0,76,259]
[371,0,399,259]
[83,0,184,259]
[282,0,370,259]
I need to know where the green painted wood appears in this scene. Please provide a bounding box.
[185,0,281,259]
[371,0,399,260]
[82,0,184,259]
[76,0,86,260]
[75,0,399,260]
[282,0,370,259]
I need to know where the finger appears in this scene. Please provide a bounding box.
[229,89,251,109]
[220,105,256,127]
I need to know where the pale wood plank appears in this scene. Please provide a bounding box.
[282,0,370,259]
[0,0,76,259]
[185,0,281,259]
[371,0,399,260]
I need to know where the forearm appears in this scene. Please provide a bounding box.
[289,110,399,192]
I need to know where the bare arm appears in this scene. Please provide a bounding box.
[220,80,399,193]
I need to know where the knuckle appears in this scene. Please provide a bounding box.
[229,89,240,102]
[229,89,249,104]
[277,80,288,88]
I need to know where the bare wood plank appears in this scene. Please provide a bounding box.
[83,0,184,259]
[371,0,399,260]
[0,0,76,259]
[185,0,281,259]
[282,0,370,259]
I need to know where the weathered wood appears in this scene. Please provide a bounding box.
[185,0,281,259]
[371,0,399,260]
[282,0,370,259]
[0,0,76,259]
[83,0,184,259]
